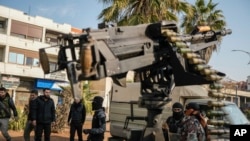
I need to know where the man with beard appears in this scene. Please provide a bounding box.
[83,96,106,141]
[31,88,55,141]
[68,98,86,141]
[23,89,38,141]
[0,87,18,141]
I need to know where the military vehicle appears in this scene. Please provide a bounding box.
[108,82,249,141]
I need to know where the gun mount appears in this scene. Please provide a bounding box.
[39,21,231,141]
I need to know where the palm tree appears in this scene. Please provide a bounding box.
[82,81,97,114]
[97,0,194,26]
[50,82,96,132]
[181,0,226,63]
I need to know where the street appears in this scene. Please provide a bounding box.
[0,120,111,141]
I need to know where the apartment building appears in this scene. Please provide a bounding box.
[0,5,82,107]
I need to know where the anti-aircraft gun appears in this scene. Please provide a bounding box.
[39,21,231,141]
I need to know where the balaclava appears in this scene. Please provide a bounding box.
[92,96,103,111]
[172,102,184,120]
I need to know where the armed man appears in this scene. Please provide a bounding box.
[0,87,18,141]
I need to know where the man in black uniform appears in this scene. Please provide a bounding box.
[68,97,86,141]
[166,102,184,133]
[163,102,184,141]
[31,88,56,141]
[83,96,106,141]
[23,89,38,141]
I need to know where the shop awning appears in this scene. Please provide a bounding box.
[35,79,62,91]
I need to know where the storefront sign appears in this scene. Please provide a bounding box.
[1,75,20,89]
[35,79,62,91]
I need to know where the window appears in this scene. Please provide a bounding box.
[16,54,24,64]
[8,52,24,64]
[0,17,7,33]
[45,30,61,45]
[25,57,39,67]
[11,20,43,41]
[25,57,33,65]
[9,52,17,63]
[9,47,39,66]
[0,21,4,28]
[33,58,39,67]
[0,47,4,62]
[9,51,39,66]
[49,62,57,72]
[222,104,249,125]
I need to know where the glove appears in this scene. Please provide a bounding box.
[14,116,19,121]
[83,129,91,134]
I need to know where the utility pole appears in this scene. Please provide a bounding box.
[235,85,238,106]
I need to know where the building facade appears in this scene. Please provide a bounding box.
[0,5,82,107]
[248,76,250,91]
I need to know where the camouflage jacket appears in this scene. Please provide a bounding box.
[0,93,18,118]
[178,115,205,141]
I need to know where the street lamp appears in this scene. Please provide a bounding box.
[232,49,250,64]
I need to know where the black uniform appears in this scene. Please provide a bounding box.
[83,96,106,141]
[68,101,86,141]
[164,102,184,141]
[31,95,55,141]
[88,108,106,141]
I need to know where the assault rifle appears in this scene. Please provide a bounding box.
[39,21,231,141]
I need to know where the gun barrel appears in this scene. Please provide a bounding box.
[217,29,232,36]
[168,28,232,42]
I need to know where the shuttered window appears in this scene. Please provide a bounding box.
[11,20,43,41]
[11,20,28,35]
[27,24,43,39]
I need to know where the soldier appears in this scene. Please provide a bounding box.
[179,102,206,141]
[163,102,185,141]
[68,97,86,141]
[31,88,56,141]
[0,87,18,141]
[23,89,38,141]
[83,96,106,141]
[166,102,185,133]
